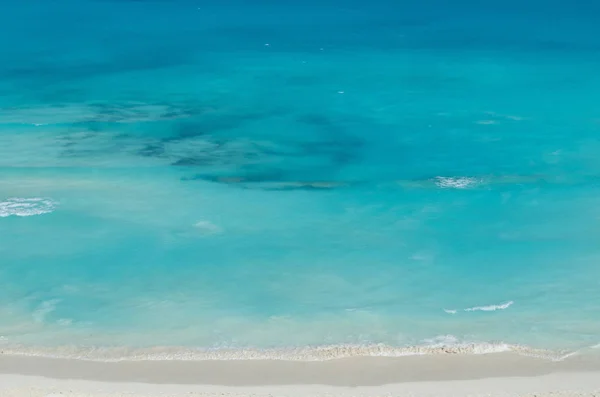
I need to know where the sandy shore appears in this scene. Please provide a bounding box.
[1,353,600,396]
[3,352,600,385]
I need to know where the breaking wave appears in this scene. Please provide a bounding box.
[0,198,58,217]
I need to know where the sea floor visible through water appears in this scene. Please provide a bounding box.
[1,0,600,362]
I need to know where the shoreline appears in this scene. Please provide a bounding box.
[0,340,592,362]
[1,354,600,397]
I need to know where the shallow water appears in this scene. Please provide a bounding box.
[1,0,600,359]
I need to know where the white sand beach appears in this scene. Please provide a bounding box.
[1,353,600,397]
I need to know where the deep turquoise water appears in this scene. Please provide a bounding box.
[1,0,600,360]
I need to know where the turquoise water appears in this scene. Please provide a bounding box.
[1,0,600,359]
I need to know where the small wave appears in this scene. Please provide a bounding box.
[434,177,480,189]
[0,198,57,217]
[0,341,573,363]
[464,301,514,312]
[444,301,514,314]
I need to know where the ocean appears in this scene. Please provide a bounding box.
[1,0,600,360]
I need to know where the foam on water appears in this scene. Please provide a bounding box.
[444,301,514,314]
[434,177,481,189]
[0,198,57,217]
[464,301,515,312]
[0,341,573,363]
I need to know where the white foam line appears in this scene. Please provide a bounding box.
[464,301,514,312]
[443,301,514,315]
[553,350,579,362]
[519,348,579,362]
[0,342,571,363]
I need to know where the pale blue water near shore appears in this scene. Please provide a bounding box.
[1,0,600,360]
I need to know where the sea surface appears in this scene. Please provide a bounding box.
[1,0,600,360]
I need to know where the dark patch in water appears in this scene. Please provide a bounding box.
[127,109,370,190]
[299,138,363,166]
[61,148,97,157]
[171,132,364,188]
[295,113,366,165]
[161,110,187,119]
[186,171,356,191]
[171,157,216,166]
[70,121,104,133]
[257,181,353,191]
[170,122,208,140]
[113,132,131,140]
[162,111,276,142]
[188,167,286,184]
[138,143,165,157]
